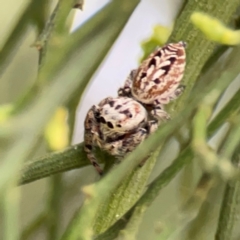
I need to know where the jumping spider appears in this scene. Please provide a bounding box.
[84,96,158,175]
[84,41,187,174]
[118,41,186,122]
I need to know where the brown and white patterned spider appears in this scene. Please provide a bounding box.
[84,96,158,175]
[84,41,186,174]
[118,41,186,122]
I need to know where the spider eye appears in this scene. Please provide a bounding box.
[154,79,160,84]
[100,117,106,124]
[116,124,122,128]
[129,114,133,118]
[140,72,147,79]
[107,121,114,129]
[94,112,101,122]
[85,144,92,150]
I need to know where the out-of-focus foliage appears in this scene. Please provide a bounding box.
[140,25,172,61]
[0,104,13,123]
[44,107,69,151]
[2,0,240,240]
[191,12,240,45]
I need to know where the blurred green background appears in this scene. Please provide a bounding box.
[1,1,240,239]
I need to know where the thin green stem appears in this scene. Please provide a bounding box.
[168,0,240,115]
[215,154,240,240]
[20,213,46,240]
[0,0,50,77]
[19,143,111,185]
[13,0,73,113]
[3,188,20,240]
[93,146,162,235]
[46,174,63,240]
[95,146,193,240]
[208,87,240,136]
[117,205,147,240]
[220,114,240,159]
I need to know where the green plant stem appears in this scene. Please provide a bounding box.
[95,146,193,240]
[220,114,240,159]
[93,147,162,235]
[13,0,74,112]
[208,87,240,136]
[20,213,46,240]
[180,178,223,240]
[192,101,236,180]
[19,143,111,185]
[3,188,20,240]
[36,3,59,66]
[46,174,63,240]
[192,90,240,180]
[215,154,240,240]
[182,173,216,221]
[168,0,240,115]
[117,205,147,240]
[0,1,47,76]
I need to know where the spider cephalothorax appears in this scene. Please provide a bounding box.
[84,96,157,175]
[118,41,186,121]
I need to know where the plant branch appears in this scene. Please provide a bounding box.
[215,154,240,240]
[20,213,46,240]
[93,146,162,235]
[3,187,20,240]
[0,0,50,77]
[168,0,240,115]
[46,174,63,240]
[19,143,112,185]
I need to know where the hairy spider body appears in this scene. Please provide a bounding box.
[118,41,186,121]
[84,96,157,175]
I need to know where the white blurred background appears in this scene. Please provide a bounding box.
[71,0,183,143]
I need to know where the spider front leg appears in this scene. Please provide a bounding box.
[104,127,148,159]
[106,121,158,165]
[118,69,137,97]
[84,107,104,175]
[147,119,159,133]
[138,119,159,167]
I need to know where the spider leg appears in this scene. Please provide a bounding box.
[84,107,104,175]
[150,103,171,122]
[104,127,148,158]
[169,84,185,101]
[151,85,185,121]
[157,85,186,105]
[147,119,159,134]
[138,119,159,167]
[118,69,137,97]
